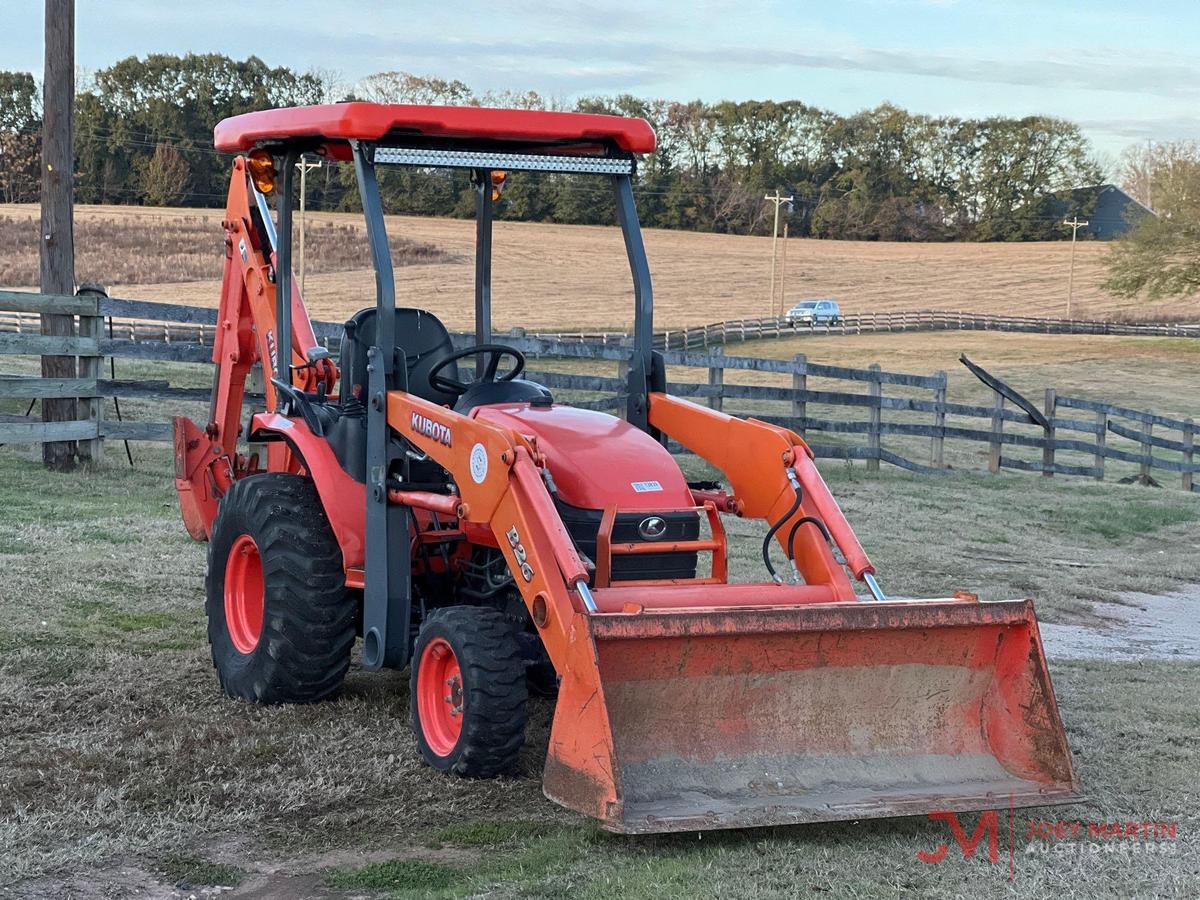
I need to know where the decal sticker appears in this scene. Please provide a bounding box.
[469,442,488,484]
[631,480,663,493]
[506,526,535,583]
[238,237,248,264]
[265,329,279,376]
[410,412,453,447]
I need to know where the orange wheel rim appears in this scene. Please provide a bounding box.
[417,637,464,756]
[224,534,264,654]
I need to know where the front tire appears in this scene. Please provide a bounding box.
[411,606,528,776]
[206,473,356,704]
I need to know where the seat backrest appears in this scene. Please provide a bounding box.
[339,307,460,407]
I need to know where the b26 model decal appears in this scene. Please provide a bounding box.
[410,412,453,447]
[506,525,535,582]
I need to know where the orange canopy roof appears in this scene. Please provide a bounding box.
[214,103,656,155]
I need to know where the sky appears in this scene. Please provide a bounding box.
[6,0,1200,166]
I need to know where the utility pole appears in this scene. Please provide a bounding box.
[295,155,322,294]
[778,221,789,316]
[40,0,76,471]
[764,190,793,317]
[1063,216,1089,320]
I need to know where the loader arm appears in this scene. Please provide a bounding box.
[648,392,874,598]
[385,392,593,651]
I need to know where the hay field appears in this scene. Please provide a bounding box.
[1,203,1190,332]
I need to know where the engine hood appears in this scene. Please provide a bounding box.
[472,403,694,511]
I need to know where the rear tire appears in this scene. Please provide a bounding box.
[206,473,355,704]
[411,606,528,777]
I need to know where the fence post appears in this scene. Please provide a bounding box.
[1140,417,1153,483]
[1183,418,1195,493]
[792,353,807,436]
[707,346,724,412]
[76,284,106,464]
[988,391,1004,474]
[1042,388,1056,478]
[931,370,946,468]
[1094,410,1107,481]
[867,363,881,472]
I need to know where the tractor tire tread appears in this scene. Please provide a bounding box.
[207,473,356,705]
[412,606,528,777]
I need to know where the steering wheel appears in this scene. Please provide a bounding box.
[428,344,527,397]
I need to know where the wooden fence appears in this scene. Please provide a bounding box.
[5,306,1200,353]
[1,289,1197,493]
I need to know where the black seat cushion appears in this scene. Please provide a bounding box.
[340,307,459,407]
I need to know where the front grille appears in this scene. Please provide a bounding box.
[555,500,700,584]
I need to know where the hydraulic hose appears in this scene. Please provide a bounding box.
[761,468,804,583]
[786,514,832,555]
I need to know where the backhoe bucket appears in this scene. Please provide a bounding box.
[543,597,1078,834]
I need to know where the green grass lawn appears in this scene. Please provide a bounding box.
[1,447,1197,898]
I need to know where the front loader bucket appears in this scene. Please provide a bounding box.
[543,597,1078,834]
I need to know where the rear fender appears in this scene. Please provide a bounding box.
[251,413,366,569]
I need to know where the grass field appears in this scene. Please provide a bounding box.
[2,201,1199,897]
[1,447,1198,899]
[3,203,1194,330]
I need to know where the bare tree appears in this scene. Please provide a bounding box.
[356,71,473,105]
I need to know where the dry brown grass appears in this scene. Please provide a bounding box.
[0,202,1192,332]
[0,207,449,289]
[1,449,1198,898]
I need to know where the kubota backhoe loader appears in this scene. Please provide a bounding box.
[174,102,1078,833]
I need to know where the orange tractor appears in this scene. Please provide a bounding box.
[175,103,1078,833]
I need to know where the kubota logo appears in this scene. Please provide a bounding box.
[638,516,668,541]
[410,412,452,447]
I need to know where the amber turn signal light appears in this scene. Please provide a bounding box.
[247,149,277,194]
[491,170,507,202]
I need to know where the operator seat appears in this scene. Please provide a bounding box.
[326,307,459,484]
[339,307,460,408]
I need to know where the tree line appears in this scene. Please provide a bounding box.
[1105,141,1200,300]
[0,54,1105,241]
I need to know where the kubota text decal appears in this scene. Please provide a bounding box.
[410,412,453,447]
[265,329,279,376]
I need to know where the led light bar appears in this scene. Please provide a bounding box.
[373,146,634,175]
